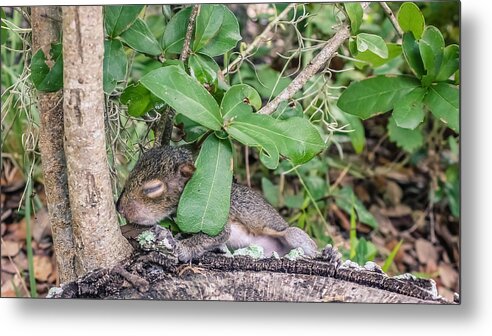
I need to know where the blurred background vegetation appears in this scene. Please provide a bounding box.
[1,2,459,299]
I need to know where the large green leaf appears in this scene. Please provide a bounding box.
[226,118,280,169]
[31,43,63,92]
[119,18,162,56]
[176,135,233,236]
[344,3,363,34]
[393,87,427,129]
[436,44,460,82]
[397,2,425,39]
[196,5,241,57]
[337,75,420,119]
[103,39,128,94]
[335,186,378,229]
[193,5,224,52]
[188,53,219,84]
[356,33,388,59]
[161,6,191,53]
[402,32,425,78]
[220,84,261,119]
[227,113,326,166]
[140,65,222,130]
[387,116,424,152]
[424,83,459,132]
[104,5,144,37]
[120,83,159,117]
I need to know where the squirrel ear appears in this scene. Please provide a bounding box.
[179,163,195,178]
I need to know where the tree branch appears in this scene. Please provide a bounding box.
[224,3,297,75]
[155,4,200,147]
[179,4,200,62]
[31,6,77,284]
[257,24,351,115]
[379,2,403,38]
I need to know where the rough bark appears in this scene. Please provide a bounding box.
[62,6,132,276]
[49,227,453,303]
[31,6,77,283]
[48,250,451,303]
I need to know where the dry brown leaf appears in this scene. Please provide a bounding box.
[1,241,21,257]
[13,251,28,271]
[438,286,455,302]
[33,255,53,282]
[1,223,6,236]
[1,273,27,297]
[1,257,18,274]
[380,204,412,217]
[13,218,28,241]
[385,181,402,205]
[438,263,459,289]
[415,238,438,265]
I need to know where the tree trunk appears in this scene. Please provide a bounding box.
[62,6,132,276]
[31,6,77,283]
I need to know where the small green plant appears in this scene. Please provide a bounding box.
[338,2,459,154]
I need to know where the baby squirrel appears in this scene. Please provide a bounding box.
[116,145,318,262]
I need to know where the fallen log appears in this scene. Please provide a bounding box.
[47,226,455,303]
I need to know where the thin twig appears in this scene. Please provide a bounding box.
[224,3,297,75]
[180,4,200,62]
[257,24,351,115]
[379,2,403,38]
[155,4,200,147]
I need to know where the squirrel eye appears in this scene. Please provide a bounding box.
[142,180,166,198]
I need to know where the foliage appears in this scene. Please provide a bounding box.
[7,3,459,272]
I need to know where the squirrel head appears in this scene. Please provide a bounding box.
[116,146,195,226]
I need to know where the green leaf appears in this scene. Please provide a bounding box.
[397,2,425,39]
[261,177,280,207]
[354,43,402,69]
[193,5,224,52]
[104,5,144,37]
[120,83,159,117]
[175,113,208,143]
[226,119,280,169]
[176,135,233,236]
[234,65,292,99]
[402,32,425,78]
[337,75,420,119]
[392,87,427,129]
[1,9,8,45]
[103,39,128,94]
[188,53,219,84]
[272,101,304,120]
[436,44,460,82]
[31,43,63,92]
[355,238,368,265]
[221,84,261,119]
[119,18,162,56]
[140,65,222,130]
[424,83,459,132]
[356,33,388,59]
[336,186,378,229]
[161,6,191,53]
[382,239,403,272]
[197,5,241,57]
[419,26,445,85]
[344,3,363,34]
[227,113,325,166]
[345,114,366,154]
[387,116,424,152]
